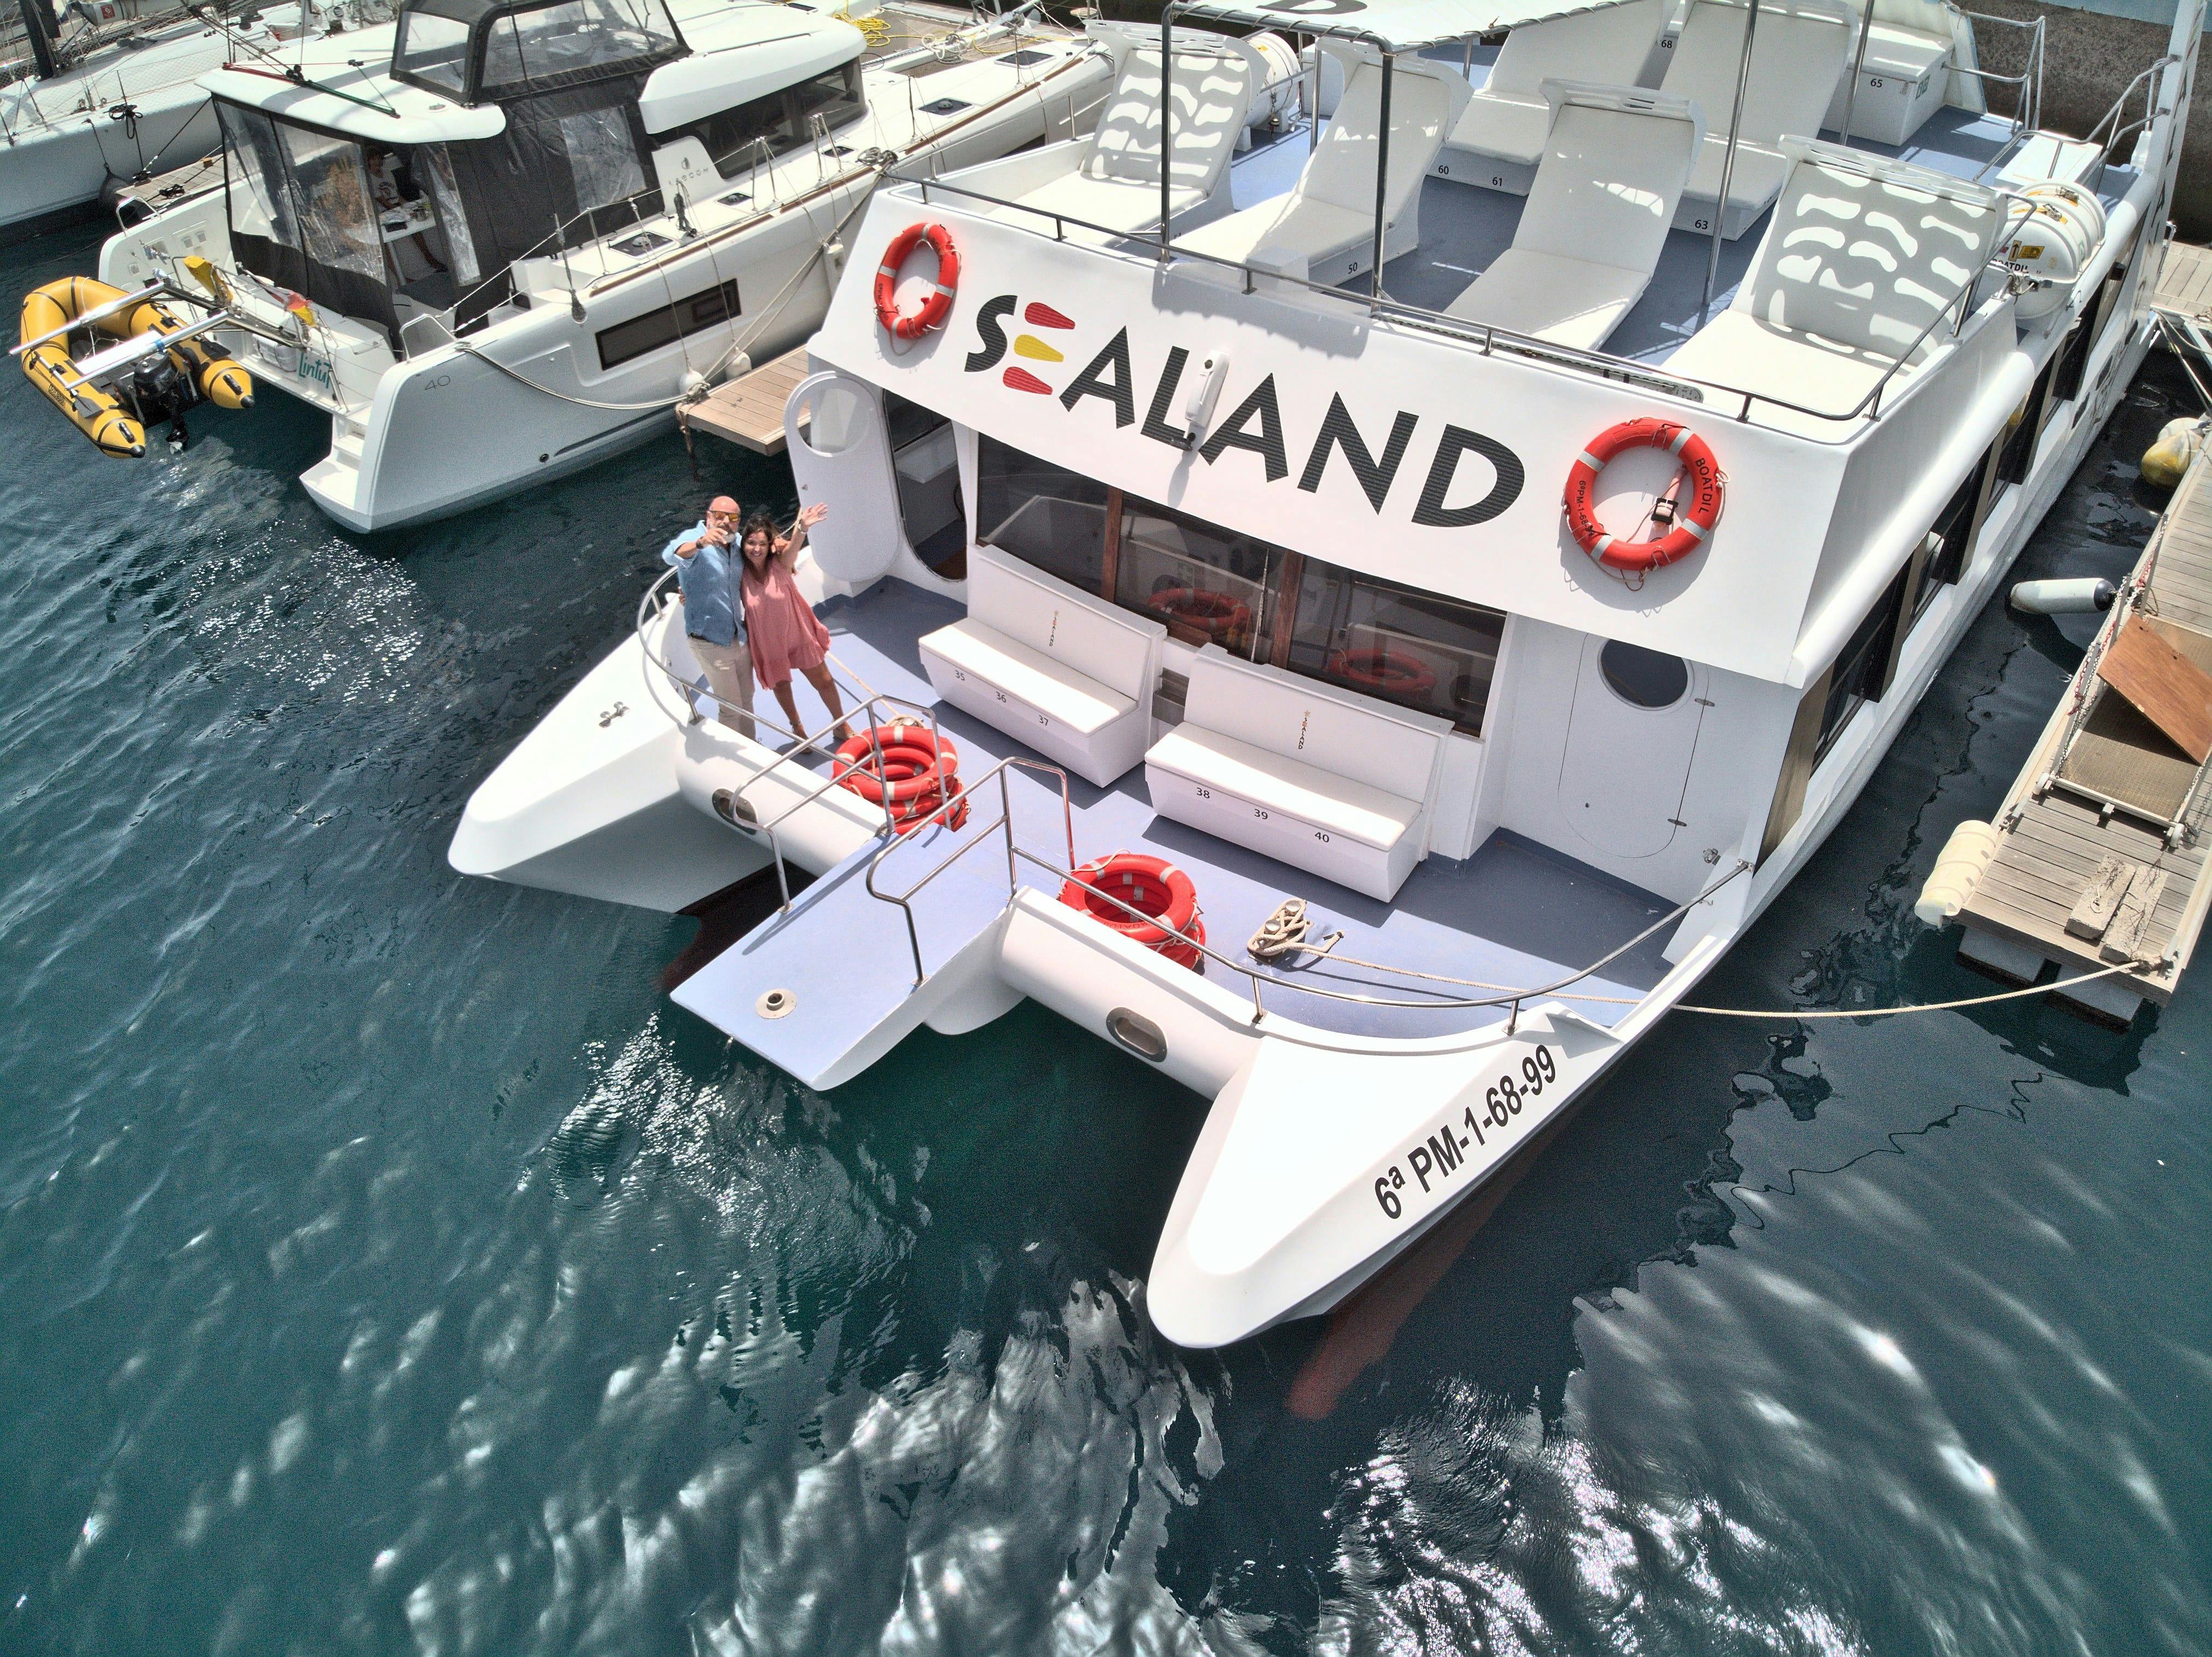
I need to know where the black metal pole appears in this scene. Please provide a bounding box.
[18,0,59,79]
[1370,50,1393,299]
[1160,4,1173,244]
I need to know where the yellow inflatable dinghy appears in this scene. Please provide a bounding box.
[18,276,254,457]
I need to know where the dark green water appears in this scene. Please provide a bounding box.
[2,216,2207,1656]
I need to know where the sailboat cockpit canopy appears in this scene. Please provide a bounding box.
[391,0,687,105]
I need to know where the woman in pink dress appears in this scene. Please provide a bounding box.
[738,503,849,742]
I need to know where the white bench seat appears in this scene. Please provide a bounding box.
[923,624,1133,736]
[1148,726,1421,851]
[1144,647,1450,901]
[918,544,1166,787]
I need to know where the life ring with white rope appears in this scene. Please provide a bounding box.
[1058,852,1206,971]
[874,222,958,342]
[1563,418,1724,573]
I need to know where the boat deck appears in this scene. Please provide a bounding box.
[672,581,1678,1068]
[1954,450,2212,1020]
[1222,103,2137,371]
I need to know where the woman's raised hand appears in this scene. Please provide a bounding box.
[796,501,829,530]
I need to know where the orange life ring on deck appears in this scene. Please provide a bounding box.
[1564,417,1724,573]
[1058,853,1206,972]
[1327,647,1438,698]
[833,722,968,833]
[874,222,958,342]
[1149,586,1252,644]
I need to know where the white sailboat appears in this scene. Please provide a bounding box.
[451,0,2204,1347]
[90,0,1121,527]
[1,1,393,235]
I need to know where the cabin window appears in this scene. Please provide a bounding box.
[1813,562,1913,765]
[394,9,471,93]
[478,0,682,98]
[282,126,383,280]
[1113,496,1285,662]
[1911,445,1996,622]
[219,104,297,249]
[557,105,650,212]
[413,143,480,285]
[1599,641,1690,709]
[594,277,740,369]
[1285,563,1505,735]
[975,436,1111,590]
[684,63,866,178]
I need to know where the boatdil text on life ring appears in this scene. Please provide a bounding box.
[1563,417,1724,573]
[874,222,959,342]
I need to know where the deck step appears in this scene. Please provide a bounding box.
[670,812,1024,1089]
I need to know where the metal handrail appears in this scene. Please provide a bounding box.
[862,747,1756,1030]
[892,166,2017,433]
[2082,52,2180,161]
[634,569,966,910]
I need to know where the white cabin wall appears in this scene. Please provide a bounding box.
[1483,618,1797,903]
[1799,301,2020,651]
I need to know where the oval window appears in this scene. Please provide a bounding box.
[799,380,870,457]
[1599,640,1690,709]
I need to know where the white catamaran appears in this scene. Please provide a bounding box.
[89,0,1124,527]
[451,0,2203,1347]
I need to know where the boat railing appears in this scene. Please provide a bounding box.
[1954,10,2046,177]
[2080,51,2182,166]
[887,165,2012,432]
[866,757,1755,1033]
[634,569,960,909]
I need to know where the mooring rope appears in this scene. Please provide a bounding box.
[1242,897,2147,1018]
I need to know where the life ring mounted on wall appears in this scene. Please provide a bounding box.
[1563,418,1724,574]
[874,222,959,342]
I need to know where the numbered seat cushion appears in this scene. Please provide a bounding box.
[919,621,1133,735]
[1146,725,1420,851]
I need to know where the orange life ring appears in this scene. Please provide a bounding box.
[833,722,968,833]
[1327,647,1438,698]
[1563,418,1723,573]
[874,222,958,342]
[1149,587,1252,643]
[1058,852,1205,972]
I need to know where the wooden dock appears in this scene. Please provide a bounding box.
[1951,450,2212,1025]
[680,348,812,456]
[2155,240,2212,335]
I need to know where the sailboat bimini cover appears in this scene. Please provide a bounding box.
[1164,0,1655,52]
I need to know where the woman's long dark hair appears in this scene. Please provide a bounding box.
[737,512,779,582]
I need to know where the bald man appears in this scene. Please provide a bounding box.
[662,495,754,737]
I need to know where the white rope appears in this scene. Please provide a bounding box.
[1243,897,2150,1018]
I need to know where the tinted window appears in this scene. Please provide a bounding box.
[595,277,740,369]
[1599,641,1689,708]
[1114,496,1285,661]
[479,0,680,95]
[975,436,1108,590]
[690,64,865,179]
[1287,563,1505,733]
[393,10,469,92]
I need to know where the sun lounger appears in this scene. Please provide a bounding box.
[1432,0,1670,193]
[1444,81,1702,349]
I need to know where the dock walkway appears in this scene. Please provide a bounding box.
[679,348,813,455]
[1954,450,2212,1024]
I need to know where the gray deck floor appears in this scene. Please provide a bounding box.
[679,580,1679,1055]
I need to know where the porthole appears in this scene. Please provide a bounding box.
[1599,640,1690,709]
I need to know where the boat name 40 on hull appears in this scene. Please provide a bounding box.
[1373,1041,1559,1222]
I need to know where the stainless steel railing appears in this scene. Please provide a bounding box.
[862,751,1756,1032]
[887,164,2020,432]
[634,568,961,910]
